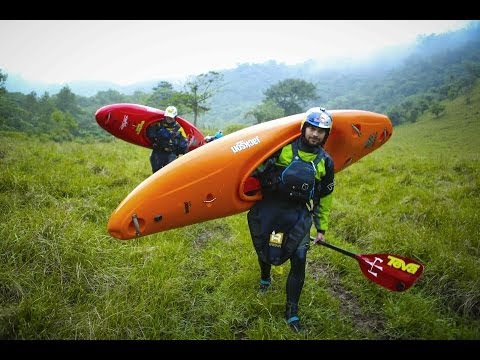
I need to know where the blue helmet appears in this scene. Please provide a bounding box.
[303,107,333,130]
[301,107,333,147]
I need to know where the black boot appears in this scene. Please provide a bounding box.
[285,302,302,333]
[258,278,271,293]
[258,258,271,294]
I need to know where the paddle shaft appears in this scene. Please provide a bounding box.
[310,236,357,259]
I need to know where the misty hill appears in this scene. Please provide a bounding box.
[202,22,480,127]
[5,41,416,126]
[5,74,184,99]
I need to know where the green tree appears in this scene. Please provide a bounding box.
[24,91,39,114]
[0,88,30,132]
[245,99,285,124]
[430,101,445,118]
[55,86,81,115]
[264,78,317,116]
[147,81,175,108]
[94,89,127,106]
[131,90,150,105]
[408,108,419,123]
[0,68,7,95]
[386,106,403,126]
[50,109,78,140]
[39,92,55,117]
[183,71,224,126]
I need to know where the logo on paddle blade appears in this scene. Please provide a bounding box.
[387,255,421,274]
[365,256,384,277]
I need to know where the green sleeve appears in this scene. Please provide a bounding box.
[313,192,333,232]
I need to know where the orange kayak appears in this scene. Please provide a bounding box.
[107,110,393,240]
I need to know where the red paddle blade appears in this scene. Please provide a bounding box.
[356,253,424,292]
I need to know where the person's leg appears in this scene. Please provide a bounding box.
[167,152,177,164]
[156,152,171,171]
[258,257,272,292]
[248,201,273,292]
[150,150,160,173]
[285,235,309,332]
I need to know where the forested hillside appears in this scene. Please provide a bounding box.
[205,21,480,126]
[1,22,479,138]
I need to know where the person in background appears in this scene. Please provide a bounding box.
[146,105,188,173]
[214,129,223,139]
[205,129,223,143]
[247,107,335,333]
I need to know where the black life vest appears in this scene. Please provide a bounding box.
[148,122,186,152]
[277,141,324,203]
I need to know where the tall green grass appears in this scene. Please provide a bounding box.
[1,84,479,339]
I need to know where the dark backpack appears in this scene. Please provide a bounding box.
[277,141,324,203]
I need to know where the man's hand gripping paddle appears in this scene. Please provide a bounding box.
[310,236,424,292]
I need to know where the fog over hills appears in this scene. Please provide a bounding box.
[5,73,185,97]
[5,41,415,98]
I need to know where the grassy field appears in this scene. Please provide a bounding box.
[1,85,479,340]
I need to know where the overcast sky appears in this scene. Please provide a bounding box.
[0,20,474,85]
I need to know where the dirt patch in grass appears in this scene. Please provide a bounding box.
[309,259,389,338]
